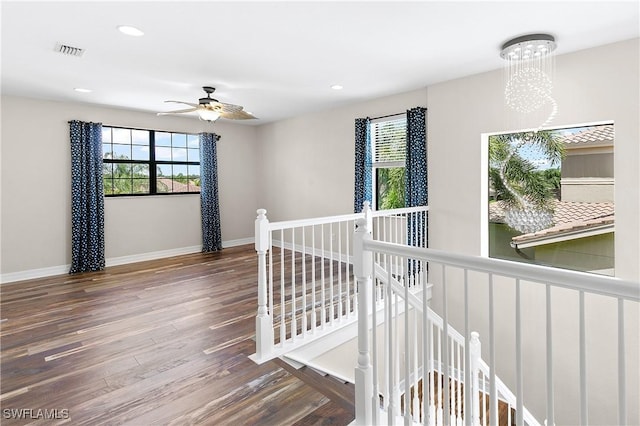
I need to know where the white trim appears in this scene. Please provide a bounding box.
[561,177,614,185]
[0,238,255,284]
[480,133,489,257]
[565,145,613,154]
[510,224,614,249]
[105,245,203,267]
[1,265,71,285]
[222,237,254,248]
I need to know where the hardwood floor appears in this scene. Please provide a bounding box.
[0,245,354,425]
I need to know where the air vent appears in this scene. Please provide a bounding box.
[54,43,85,57]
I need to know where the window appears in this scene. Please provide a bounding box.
[488,123,614,275]
[102,126,201,196]
[371,116,406,210]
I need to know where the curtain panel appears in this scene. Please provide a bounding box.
[405,107,427,207]
[405,107,428,248]
[354,117,372,213]
[69,120,105,274]
[200,132,223,252]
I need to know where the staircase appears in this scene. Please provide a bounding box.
[249,204,639,425]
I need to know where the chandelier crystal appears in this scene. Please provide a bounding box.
[501,34,558,131]
[499,34,559,234]
[504,206,554,234]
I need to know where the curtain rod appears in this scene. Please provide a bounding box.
[68,121,216,137]
[368,106,427,121]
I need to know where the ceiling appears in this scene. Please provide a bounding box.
[2,1,638,125]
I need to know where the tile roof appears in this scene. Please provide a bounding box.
[157,178,199,193]
[490,200,615,246]
[560,124,614,147]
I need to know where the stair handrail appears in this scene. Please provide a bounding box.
[365,240,638,301]
[373,260,541,425]
[356,232,639,425]
[250,203,429,364]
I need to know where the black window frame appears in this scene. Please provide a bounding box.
[102,125,201,197]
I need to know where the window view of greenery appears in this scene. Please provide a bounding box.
[102,127,201,196]
[372,117,407,210]
[488,124,615,275]
[376,167,406,210]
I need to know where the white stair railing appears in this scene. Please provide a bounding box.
[362,243,538,426]
[354,218,639,426]
[250,202,429,364]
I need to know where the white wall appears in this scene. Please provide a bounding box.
[429,38,639,280]
[256,89,428,221]
[427,38,639,424]
[0,96,259,279]
[255,39,639,424]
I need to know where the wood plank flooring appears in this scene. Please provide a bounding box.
[0,245,354,425]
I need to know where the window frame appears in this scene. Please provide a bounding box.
[102,125,201,197]
[370,115,407,210]
[484,121,615,275]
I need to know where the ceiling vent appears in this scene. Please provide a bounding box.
[54,42,85,57]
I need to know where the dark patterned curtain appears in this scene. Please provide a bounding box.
[69,120,105,273]
[354,118,372,213]
[405,107,428,248]
[200,132,222,252]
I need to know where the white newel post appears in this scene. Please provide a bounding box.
[362,200,373,231]
[470,331,482,426]
[255,209,273,360]
[354,217,374,425]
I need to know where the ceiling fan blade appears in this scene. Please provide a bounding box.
[203,101,244,114]
[164,100,200,108]
[220,110,257,120]
[215,101,243,113]
[158,91,257,120]
[157,107,198,115]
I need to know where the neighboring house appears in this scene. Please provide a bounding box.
[489,200,615,273]
[560,124,614,203]
[157,178,199,193]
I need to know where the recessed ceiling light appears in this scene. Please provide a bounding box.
[74,88,92,93]
[117,25,144,37]
[330,84,343,90]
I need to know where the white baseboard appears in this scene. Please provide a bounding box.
[105,245,203,267]
[0,237,255,285]
[222,237,254,248]
[0,265,71,285]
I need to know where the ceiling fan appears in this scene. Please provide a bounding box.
[157,86,257,122]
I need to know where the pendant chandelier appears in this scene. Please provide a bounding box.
[501,33,558,131]
[499,34,559,234]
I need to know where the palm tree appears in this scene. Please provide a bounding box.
[489,130,565,233]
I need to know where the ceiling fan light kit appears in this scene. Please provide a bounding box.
[197,109,222,122]
[157,86,257,123]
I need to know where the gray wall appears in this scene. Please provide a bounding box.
[1,97,260,278]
